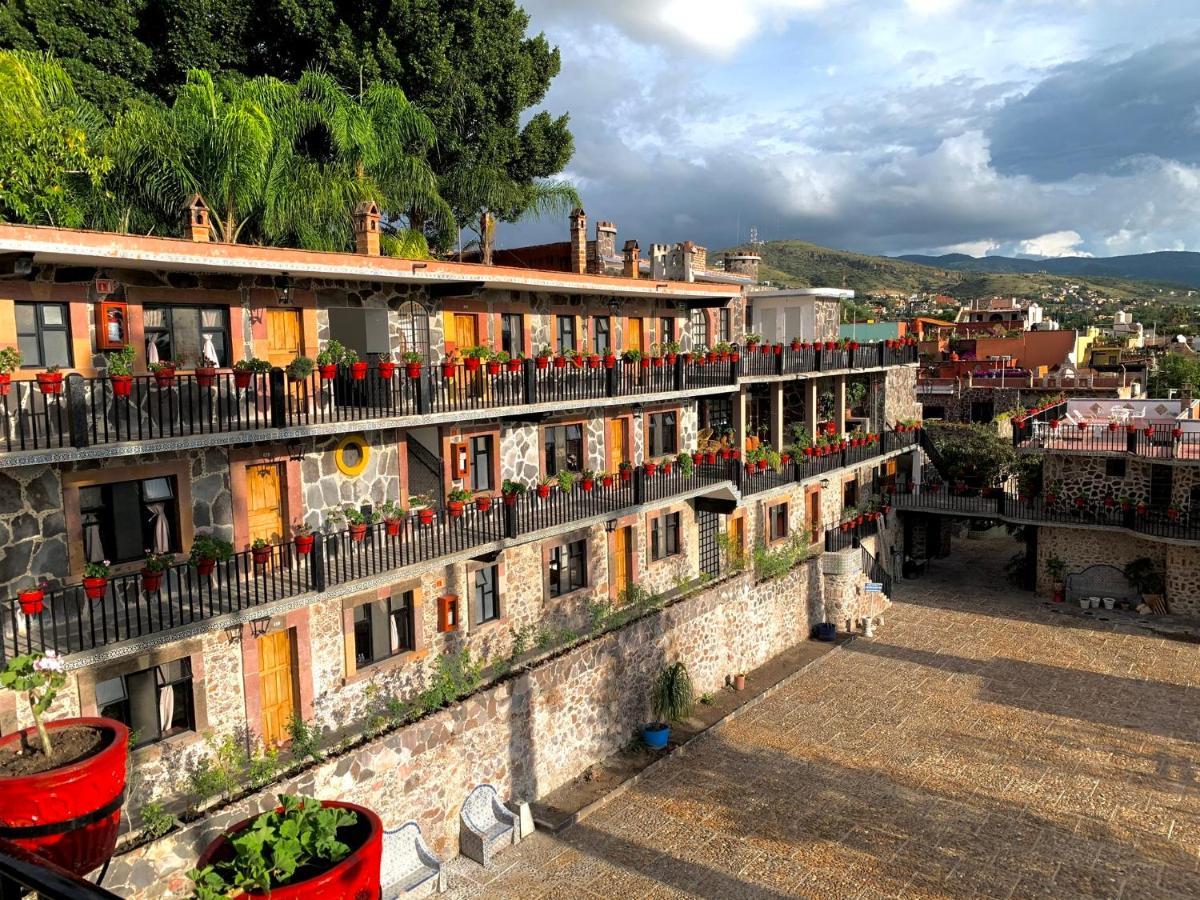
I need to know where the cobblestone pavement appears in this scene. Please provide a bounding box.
[443,535,1200,898]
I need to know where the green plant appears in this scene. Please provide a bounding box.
[742,332,762,344]
[189,796,358,899]
[83,559,111,579]
[286,714,324,763]
[463,345,492,359]
[621,348,642,363]
[141,550,175,573]
[189,533,234,565]
[138,801,177,840]
[341,347,360,365]
[536,345,552,358]
[1124,557,1165,595]
[246,746,280,788]
[0,652,66,756]
[556,470,576,493]
[250,537,269,550]
[148,360,175,373]
[379,499,403,520]
[664,340,681,354]
[676,453,694,477]
[406,492,434,510]
[0,346,22,374]
[447,488,473,503]
[234,357,271,374]
[588,599,614,633]
[106,345,136,376]
[400,350,423,364]
[501,479,527,496]
[315,339,346,367]
[716,531,747,573]
[651,661,694,725]
[1044,555,1067,583]
[699,692,715,705]
[752,537,810,582]
[286,356,315,380]
[764,448,782,472]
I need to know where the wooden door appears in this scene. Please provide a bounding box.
[266,309,302,368]
[613,526,632,601]
[454,314,477,351]
[626,317,643,352]
[608,418,628,471]
[807,489,821,543]
[257,629,296,748]
[728,516,745,567]
[246,463,285,544]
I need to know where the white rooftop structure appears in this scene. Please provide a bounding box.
[747,288,854,343]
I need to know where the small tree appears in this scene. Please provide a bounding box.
[652,661,694,726]
[1,652,67,757]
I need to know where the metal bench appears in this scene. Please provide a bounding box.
[381,821,445,897]
[459,784,515,867]
[1064,565,1138,608]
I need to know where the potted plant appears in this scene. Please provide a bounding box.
[507,352,524,373]
[587,351,601,368]
[36,365,64,394]
[286,356,315,382]
[744,332,761,351]
[1045,555,1067,603]
[340,505,374,540]
[1167,505,1181,521]
[194,354,219,387]
[643,458,658,477]
[621,348,642,366]
[501,479,527,506]
[409,494,435,526]
[293,522,315,554]
[251,538,273,566]
[18,581,48,616]
[190,532,234,576]
[149,359,178,387]
[234,356,271,389]
[401,351,423,379]
[733,672,746,691]
[0,346,20,395]
[603,351,617,368]
[580,470,596,492]
[190,795,382,900]
[487,350,506,376]
[440,353,459,379]
[1124,557,1165,608]
[556,469,577,493]
[140,550,174,593]
[535,345,553,370]
[316,340,346,379]
[458,346,485,373]
[106,346,136,397]
[344,348,367,380]
[536,476,555,499]
[664,340,681,365]
[677,452,694,477]
[601,471,614,488]
[447,488,472,518]
[619,460,633,482]
[376,353,396,379]
[475,493,493,512]
[82,560,110,600]
[643,661,693,750]
[0,653,130,877]
[377,500,403,536]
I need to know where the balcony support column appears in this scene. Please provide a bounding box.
[835,375,848,436]
[769,382,785,452]
[732,388,748,457]
[805,379,819,445]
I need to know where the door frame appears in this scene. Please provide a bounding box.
[240,607,314,747]
[608,415,632,472]
[229,445,304,550]
[608,516,639,602]
[244,460,286,545]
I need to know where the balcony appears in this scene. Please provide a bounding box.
[737,428,919,496]
[1012,399,1200,463]
[738,340,916,379]
[0,341,918,460]
[2,461,737,661]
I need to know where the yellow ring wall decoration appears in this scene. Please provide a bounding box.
[335,434,370,477]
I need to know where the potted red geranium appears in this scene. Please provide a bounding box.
[376,353,396,380]
[293,522,316,554]
[18,582,48,616]
[36,365,64,395]
[149,360,177,388]
[447,489,472,518]
[251,538,273,567]
[82,560,110,601]
[401,351,423,379]
[0,652,130,877]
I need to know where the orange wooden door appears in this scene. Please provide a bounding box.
[807,489,821,542]
[608,418,628,471]
[454,314,477,350]
[257,629,296,748]
[613,526,632,600]
[625,317,643,352]
[246,463,284,544]
[266,309,302,368]
[728,517,745,566]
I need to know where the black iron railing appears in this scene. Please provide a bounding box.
[1014,418,1200,462]
[0,838,123,899]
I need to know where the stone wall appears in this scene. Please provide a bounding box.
[300,431,400,529]
[1164,545,1200,616]
[1044,455,1200,508]
[883,365,922,426]
[814,298,840,342]
[1034,525,1165,595]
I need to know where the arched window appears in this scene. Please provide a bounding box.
[396,301,431,361]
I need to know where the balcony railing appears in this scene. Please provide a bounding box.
[2,462,737,661]
[738,341,916,378]
[1015,419,1200,463]
[739,427,919,496]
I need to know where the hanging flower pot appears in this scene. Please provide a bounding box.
[581,478,594,492]
[418,507,435,526]
[729,351,740,362]
[1108,421,1118,432]
[294,534,315,554]
[649,356,662,368]
[405,362,423,379]
[381,518,400,538]
[140,569,163,593]
[82,576,108,600]
[643,461,658,477]
[662,462,673,475]
[720,448,732,460]
[536,355,551,370]
[1144,426,1154,438]
[36,371,64,394]
[1168,507,1180,521]
[707,352,718,364]
[1076,420,1087,432]
[18,589,45,616]
[440,362,456,379]
[757,459,768,472]
[503,491,519,506]
[718,352,730,363]
[588,354,601,368]
[377,361,396,379]
[781,453,791,464]
[447,501,464,519]
[1136,502,1148,517]
[153,367,177,388]
[537,483,552,499]
[640,357,651,369]
[790,340,801,351]
[0,372,9,396]
[319,364,338,380]
[350,361,369,380]
[475,495,493,512]
[804,447,815,457]
[553,356,567,369]
[252,545,273,566]
[195,556,217,577]
[1172,427,1183,439]
[602,475,614,488]
[1049,419,1060,430]
[604,354,617,368]
[486,360,501,376]
[109,374,133,397]
[506,358,522,373]
[195,366,217,388]
[692,451,704,464]
[620,467,633,482]
[348,522,368,542]
[1074,497,1086,509]
[234,369,255,389]
[666,353,678,365]
[824,341,836,351]
[705,451,717,464]
[1104,496,1115,509]
[571,355,585,369]
[465,357,482,373]
[840,522,851,533]
[745,461,756,475]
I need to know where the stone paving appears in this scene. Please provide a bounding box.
[442,535,1200,898]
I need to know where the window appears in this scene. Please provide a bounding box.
[699,398,732,434]
[769,503,789,543]
[500,313,523,358]
[143,305,230,367]
[647,411,678,457]
[843,479,858,510]
[352,591,415,668]
[470,436,494,492]
[397,301,431,360]
[660,318,675,344]
[16,303,71,369]
[718,308,732,343]
[544,424,583,475]
[96,659,194,749]
[593,317,611,355]
[690,309,709,348]
[474,565,500,623]
[1105,458,1127,478]
[556,315,576,352]
[651,512,681,561]
[79,476,179,564]
[549,539,587,597]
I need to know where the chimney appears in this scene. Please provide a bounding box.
[594,221,617,265]
[352,200,381,256]
[184,194,210,242]
[569,208,587,274]
[650,243,669,280]
[622,240,640,279]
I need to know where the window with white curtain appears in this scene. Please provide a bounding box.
[352,591,415,667]
[79,476,179,564]
[96,659,194,748]
[143,305,230,367]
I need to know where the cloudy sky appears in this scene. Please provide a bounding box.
[503,0,1200,260]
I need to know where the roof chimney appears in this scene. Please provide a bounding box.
[352,200,381,256]
[622,240,640,280]
[184,194,210,242]
[569,208,587,274]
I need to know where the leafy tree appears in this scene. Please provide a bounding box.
[1148,352,1200,396]
[923,422,1019,488]
[0,50,109,227]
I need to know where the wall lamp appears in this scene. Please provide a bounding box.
[275,273,293,306]
[250,617,273,638]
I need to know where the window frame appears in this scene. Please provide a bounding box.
[470,435,494,492]
[500,313,524,358]
[690,309,709,348]
[142,303,232,368]
[15,302,72,369]
[543,422,585,476]
[549,537,588,598]
[768,502,789,544]
[718,307,732,343]
[473,564,501,624]
[646,410,679,458]
[95,658,195,750]
[352,590,416,670]
[78,475,181,565]
[650,511,681,561]
[556,315,577,353]
[659,317,676,344]
[593,316,611,355]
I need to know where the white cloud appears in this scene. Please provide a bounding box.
[1015,230,1091,258]
[941,240,1001,257]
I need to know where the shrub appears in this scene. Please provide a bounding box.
[652,662,694,725]
[138,801,177,840]
[285,714,324,764]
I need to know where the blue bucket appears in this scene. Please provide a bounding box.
[815,622,837,642]
[642,723,669,750]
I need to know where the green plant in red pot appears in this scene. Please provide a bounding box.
[140,550,174,593]
[190,532,234,577]
[0,652,129,877]
[235,356,271,389]
[293,521,316,554]
[148,359,177,387]
[401,351,424,379]
[251,537,273,567]
[343,348,367,380]
[0,346,20,396]
[82,560,110,601]
[36,365,63,394]
[447,488,472,518]
[191,795,382,900]
[106,345,136,397]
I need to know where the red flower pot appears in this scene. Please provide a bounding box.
[804,447,815,457]
[418,507,435,526]
[0,717,129,877]
[1126,425,1137,434]
[196,801,382,900]
[18,589,44,615]
[757,459,768,471]
[110,374,133,397]
[692,451,704,464]
[663,463,673,475]
[503,491,519,506]
[730,352,740,363]
[1172,428,1183,439]
[506,359,522,373]
[1077,421,1087,432]
[581,478,594,492]
[195,557,217,577]
[620,468,632,481]
[153,368,176,388]
[705,452,717,464]
[475,495,493,512]
[641,358,651,369]
[840,523,851,533]
[195,366,217,387]
[486,361,501,376]
[1050,420,1060,430]
[790,341,801,351]
[1108,422,1118,432]
[588,354,601,368]
[465,357,482,373]
[824,341,836,351]
[1168,508,1179,520]
[774,344,784,355]
[553,356,567,369]
[82,576,107,600]
[718,353,730,363]
[319,364,338,380]
[234,370,254,389]
[294,534,315,554]
[707,353,718,364]
[536,356,550,370]
[604,355,617,368]
[441,362,456,379]
[571,356,585,369]
[746,343,758,352]
[349,523,368,542]
[385,518,402,536]
[252,545,273,565]
[447,501,464,518]
[602,475,614,488]
[720,448,732,459]
[377,362,396,379]
[666,353,678,365]
[651,356,664,368]
[643,462,657,477]
[745,462,756,474]
[405,362,423,379]
[0,373,9,396]
[781,454,791,464]
[350,361,369,380]
[537,484,552,499]
[36,372,63,394]
[140,569,163,593]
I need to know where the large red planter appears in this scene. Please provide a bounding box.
[0,373,9,396]
[294,534,315,555]
[234,370,254,389]
[319,364,338,380]
[36,372,63,395]
[82,577,107,600]
[18,589,44,615]
[0,717,129,877]
[109,375,133,397]
[377,362,396,379]
[195,366,217,388]
[536,356,550,370]
[196,801,382,900]
[140,569,163,593]
[350,362,369,380]
[348,523,368,542]
[405,363,423,379]
[195,557,217,577]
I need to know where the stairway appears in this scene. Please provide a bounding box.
[407,436,444,501]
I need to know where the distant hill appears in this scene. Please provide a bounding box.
[721,239,1191,300]
[896,250,1200,288]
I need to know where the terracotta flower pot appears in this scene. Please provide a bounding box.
[195,366,217,387]
[36,372,63,394]
[350,361,369,380]
[502,492,518,506]
[294,534,315,554]
[506,359,522,373]
[537,484,552,499]
[705,452,717,464]
[18,589,44,615]
[602,476,614,488]
[377,362,396,379]
[82,576,108,600]
[733,674,746,691]
[604,355,617,368]
[643,462,657,477]
[234,370,254,389]
[581,478,594,492]
[620,468,632,481]
[348,523,368,542]
[475,495,492,512]
[0,372,9,396]
[447,501,464,518]
[536,356,550,370]
[0,717,129,877]
[440,362,456,379]
[153,369,176,388]
[405,362,422,379]
[110,374,133,397]
[486,361,501,376]
[140,569,163,593]
[465,357,482,373]
[252,546,273,565]
[195,557,217,577]
[418,508,435,526]
[384,518,402,536]
[553,356,567,369]
[663,462,673,475]
[666,353,677,365]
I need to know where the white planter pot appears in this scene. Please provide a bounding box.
[1078,598,1090,609]
[1103,598,1115,610]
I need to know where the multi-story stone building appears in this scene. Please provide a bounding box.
[0,210,919,857]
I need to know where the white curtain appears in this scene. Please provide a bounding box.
[156,666,174,733]
[83,513,106,562]
[146,339,159,365]
[146,502,170,553]
[389,611,400,654]
[143,309,167,328]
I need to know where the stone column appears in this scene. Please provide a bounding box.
[732,388,748,455]
[835,375,848,435]
[769,382,785,451]
[805,379,819,443]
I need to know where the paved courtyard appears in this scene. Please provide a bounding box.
[445,534,1200,898]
